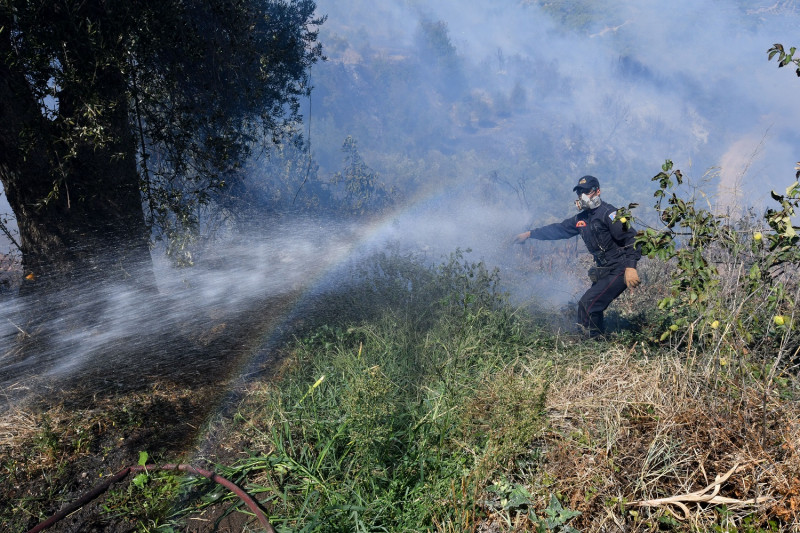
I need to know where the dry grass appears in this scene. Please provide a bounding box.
[0,408,40,449]
[540,347,800,530]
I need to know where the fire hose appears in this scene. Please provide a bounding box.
[26,463,275,533]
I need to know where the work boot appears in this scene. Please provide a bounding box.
[588,312,604,339]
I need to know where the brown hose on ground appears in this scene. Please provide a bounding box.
[26,463,275,533]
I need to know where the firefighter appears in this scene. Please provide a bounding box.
[514,175,641,338]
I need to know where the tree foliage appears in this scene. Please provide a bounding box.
[633,160,800,348]
[0,0,323,281]
[330,136,396,217]
[124,0,324,244]
[768,43,800,77]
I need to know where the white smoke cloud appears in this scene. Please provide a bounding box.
[3,1,800,399]
[315,0,800,197]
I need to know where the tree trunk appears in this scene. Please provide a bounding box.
[0,26,155,294]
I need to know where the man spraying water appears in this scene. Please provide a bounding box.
[514,175,641,338]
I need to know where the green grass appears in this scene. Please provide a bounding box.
[219,252,556,531]
[193,248,799,532]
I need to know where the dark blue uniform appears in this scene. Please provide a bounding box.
[529,200,641,336]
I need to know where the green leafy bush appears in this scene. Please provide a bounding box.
[632,160,799,356]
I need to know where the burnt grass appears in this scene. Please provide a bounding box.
[0,289,305,533]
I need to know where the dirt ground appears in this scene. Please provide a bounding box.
[1,289,304,532]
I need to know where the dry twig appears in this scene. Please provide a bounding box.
[630,463,772,519]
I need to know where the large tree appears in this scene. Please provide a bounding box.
[0,0,323,290]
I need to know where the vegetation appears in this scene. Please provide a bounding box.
[3,11,800,533]
[190,170,798,531]
[0,0,323,284]
[186,167,798,532]
[633,160,800,364]
[3,166,799,530]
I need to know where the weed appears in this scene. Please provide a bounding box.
[529,494,581,532]
[102,453,184,531]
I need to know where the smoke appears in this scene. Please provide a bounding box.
[312,0,800,204]
[4,1,798,256]
[262,0,800,322]
[3,0,800,402]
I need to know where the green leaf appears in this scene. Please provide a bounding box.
[132,473,148,489]
[138,451,149,466]
[507,484,534,509]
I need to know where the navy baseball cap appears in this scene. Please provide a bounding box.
[573,175,600,192]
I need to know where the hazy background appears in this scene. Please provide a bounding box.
[304,0,800,209]
[2,0,800,406]
[2,0,799,271]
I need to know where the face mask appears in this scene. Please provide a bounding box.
[576,192,601,211]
